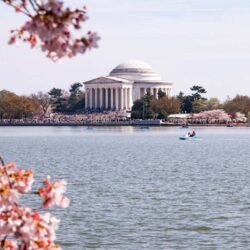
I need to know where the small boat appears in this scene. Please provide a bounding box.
[179,135,189,140]
[181,125,189,128]
[86,126,94,130]
[179,135,200,140]
[140,126,150,130]
[227,124,234,127]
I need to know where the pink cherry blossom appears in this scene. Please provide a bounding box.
[0,162,34,206]
[193,109,231,121]
[0,160,69,250]
[4,0,100,61]
[1,239,18,250]
[234,112,247,122]
[38,176,70,208]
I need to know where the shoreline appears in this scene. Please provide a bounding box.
[0,123,248,127]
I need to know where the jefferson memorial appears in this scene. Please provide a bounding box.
[84,60,172,110]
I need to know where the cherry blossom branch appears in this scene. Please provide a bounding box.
[0,158,70,249]
[1,0,32,16]
[0,155,13,189]
[1,235,8,250]
[28,0,38,12]
[3,0,100,61]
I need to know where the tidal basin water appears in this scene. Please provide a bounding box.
[1,126,250,249]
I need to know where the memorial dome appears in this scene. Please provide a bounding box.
[109,60,162,81]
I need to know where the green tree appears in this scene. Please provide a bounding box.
[177,85,207,113]
[206,98,222,110]
[192,99,207,113]
[67,83,85,112]
[223,95,250,117]
[157,110,169,119]
[131,99,144,119]
[190,85,207,101]
[48,88,68,113]
[177,92,193,113]
[151,96,181,119]
[31,91,51,116]
[131,91,154,119]
[157,89,166,99]
[143,91,154,119]
[0,90,39,119]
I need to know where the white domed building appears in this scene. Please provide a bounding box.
[84,60,172,110]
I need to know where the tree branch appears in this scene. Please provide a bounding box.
[28,0,38,13]
[31,0,41,9]
[1,0,32,17]
[0,155,13,188]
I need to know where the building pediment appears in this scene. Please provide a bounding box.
[84,76,132,85]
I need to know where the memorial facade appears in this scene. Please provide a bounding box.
[84,60,173,110]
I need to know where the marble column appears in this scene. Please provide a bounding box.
[127,88,131,109]
[111,88,114,109]
[140,88,143,98]
[153,88,156,98]
[85,88,88,109]
[157,88,160,99]
[94,88,98,109]
[105,88,109,109]
[120,88,124,110]
[89,88,93,109]
[115,88,119,110]
[100,88,103,109]
[124,88,127,110]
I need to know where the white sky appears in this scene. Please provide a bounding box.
[1,0,250,100]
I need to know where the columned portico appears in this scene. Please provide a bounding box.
[84,60,173,110]
[84,86,132,110]
[85,85,172,110]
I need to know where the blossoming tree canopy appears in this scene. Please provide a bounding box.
[0,160,69,250]
[193,109,231,121]
[2,0,100,61]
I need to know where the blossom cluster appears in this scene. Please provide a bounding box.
[38,176,70,208]
[234,112,247,122]
[191,109,248,123]
[4,0,100,61]
[193,109,231,121]
[0,161,69,249]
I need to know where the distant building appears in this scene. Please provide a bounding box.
[84,60,172,110]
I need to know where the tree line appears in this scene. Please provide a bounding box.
[1,83,250,120]
[131,86,250,120]
[0,83,85,119]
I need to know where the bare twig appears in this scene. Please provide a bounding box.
[0,0,32,17]
[28,0,38,13]
[32,0,41,9]
[0,155,13,188]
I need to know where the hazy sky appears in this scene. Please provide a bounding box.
[1,0,250,100]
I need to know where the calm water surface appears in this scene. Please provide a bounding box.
[1,126,250,249]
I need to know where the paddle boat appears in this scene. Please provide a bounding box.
[85,126,94,130]
[179,134,200,140]
[179,134,189,140]
[179,130,200,140]
[139,126,150,130]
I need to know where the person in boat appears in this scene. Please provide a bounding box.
[188,131,196,137]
